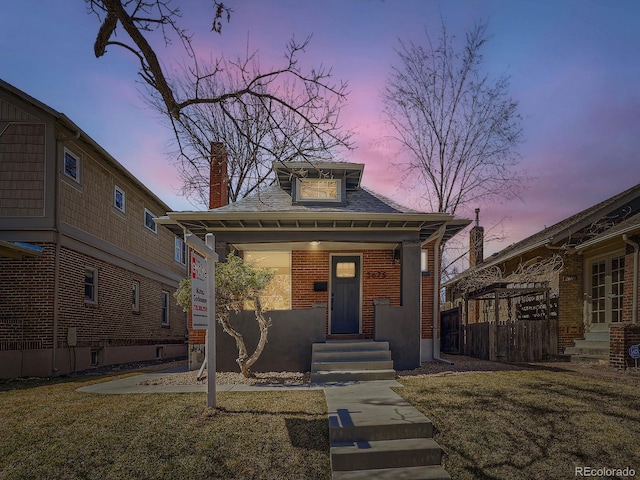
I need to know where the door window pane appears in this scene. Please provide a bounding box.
[336,262,356,278]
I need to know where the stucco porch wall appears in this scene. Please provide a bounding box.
[215,305,326,372]
[374,301,420,370]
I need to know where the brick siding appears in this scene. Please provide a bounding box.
[610,323,640,369]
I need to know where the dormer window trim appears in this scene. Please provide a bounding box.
[293,177,346,205]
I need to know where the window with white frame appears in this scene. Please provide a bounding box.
[144,208,157,233]
[296,178,342,202]
[244,251,291,310]
[114,185,126,212]
[84,268,97,303]
[174,237,186,265]
[161,291,170,326]
[64,148,80,182]
[132,281,140,312]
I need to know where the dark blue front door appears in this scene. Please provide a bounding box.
[331,256,360,334]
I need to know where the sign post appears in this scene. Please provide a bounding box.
[185,233,218,408]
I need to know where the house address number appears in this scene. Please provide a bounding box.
[366,271,387,279]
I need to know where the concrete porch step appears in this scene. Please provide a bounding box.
[331,437,442,471]
[584,331,610,342]
[570,353,609,364]
[313,341,391,353]
[313,360,395,372]
[312,349,392,361]
[567,330,610,364]
[312,369,396,383]
[332,465,451,480]
[312,341,395,383]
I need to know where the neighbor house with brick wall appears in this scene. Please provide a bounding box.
[0,79,187,378]
[443,183,640,367]
[157,146,470,371]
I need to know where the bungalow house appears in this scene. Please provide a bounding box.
[443,183,640,367]
[0,79,187,378]
[157,145,471,371]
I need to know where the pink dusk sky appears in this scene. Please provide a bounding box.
[2,1,639,257]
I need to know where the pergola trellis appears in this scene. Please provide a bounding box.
[463,281,552,325]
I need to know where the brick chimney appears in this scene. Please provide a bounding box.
[469,208,484,267]
[209,142,229,209]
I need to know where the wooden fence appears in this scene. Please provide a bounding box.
[463,319,558,363]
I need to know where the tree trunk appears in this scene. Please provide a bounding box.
[241,298,271,377]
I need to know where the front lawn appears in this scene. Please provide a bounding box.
[0,375,329,480]
[3,367,638,480]
[398,370,640,480]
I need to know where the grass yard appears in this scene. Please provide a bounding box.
[0,375,330,480]
[398,370,640,480]
[2,367,638,480]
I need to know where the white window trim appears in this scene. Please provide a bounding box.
[63,148,81,183]
[296,178,342,203]
[114,185,126,213]
[144,208,158,234]
[84,267,98,304]
[174,237,186,265]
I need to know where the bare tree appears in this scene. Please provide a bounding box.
[382,21,524,215]
[87,0,352,202]
[151,53,349,206]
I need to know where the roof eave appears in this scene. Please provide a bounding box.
[576,223,640,251]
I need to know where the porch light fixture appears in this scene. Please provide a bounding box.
[309,241,321,246]
[421,250,430,275]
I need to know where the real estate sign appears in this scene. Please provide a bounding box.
[191,249,209,329]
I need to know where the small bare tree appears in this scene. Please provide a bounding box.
[382,20,525,215]
[175,253,276,378]
[87,0,352,202]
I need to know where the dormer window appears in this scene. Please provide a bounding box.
[296,178,342,203]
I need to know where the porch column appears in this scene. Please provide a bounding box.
[399,240,421,368]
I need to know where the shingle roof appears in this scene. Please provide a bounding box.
[210,184,420,214]
[484,182,640,263]
[445,182,640,286]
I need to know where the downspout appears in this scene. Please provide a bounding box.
[52,130,80,374]
[623,234,638,324]
[432,223,451,364]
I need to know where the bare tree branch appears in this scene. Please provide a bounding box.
[86,0,352,204]
[382,20,525,215]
